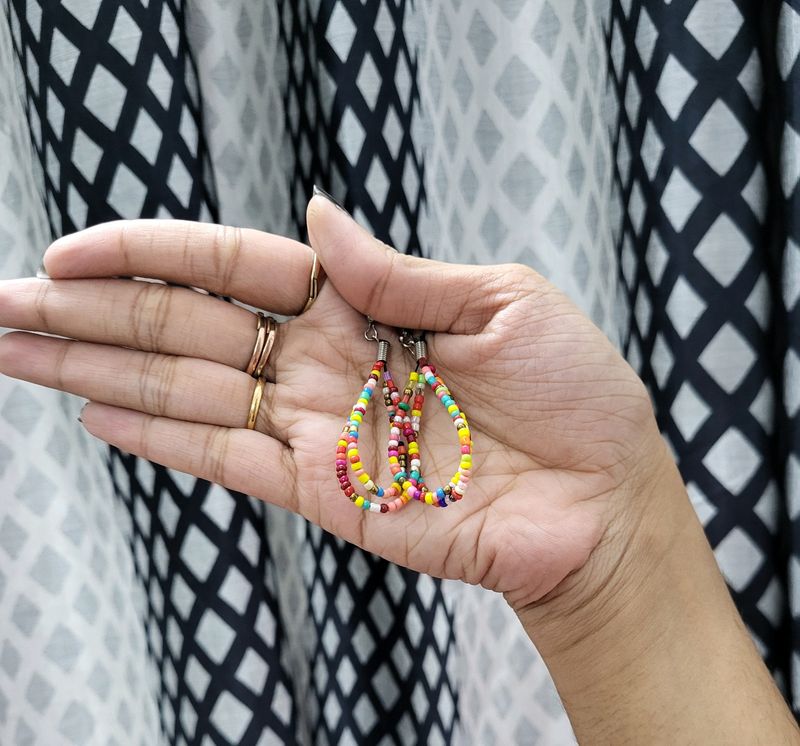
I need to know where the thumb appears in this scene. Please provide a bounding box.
[306,189,516,334]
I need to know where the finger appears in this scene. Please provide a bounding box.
[43,219,317,316]
[80,402,299,513]
[0,332,287,440]
[0,278,267,372]
[306,192,538,334]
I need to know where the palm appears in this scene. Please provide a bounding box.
[269,269,651,608]
[0,206,657,610]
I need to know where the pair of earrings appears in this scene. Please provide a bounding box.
[335,318,473,514]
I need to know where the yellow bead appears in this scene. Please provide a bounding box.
[355,496,365,507]
[352,462,363,471]
[357,398,368,407]
[447,404,458,415]
[425,493,434,505]
[338,439,347,448]
[358,474,369,484]
[388,456,398,464]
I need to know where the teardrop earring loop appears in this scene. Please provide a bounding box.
[335,318,414,513]
[395,331,473,507]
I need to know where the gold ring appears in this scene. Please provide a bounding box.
[300,251,321,313]
[253,316,277,378]
[247,376,266,429]
[246,313,267,376]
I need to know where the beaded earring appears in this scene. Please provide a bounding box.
[335,319,415,514]
[393,331,473,507]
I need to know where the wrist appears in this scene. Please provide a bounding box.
[514,424,683,664]
[512,426,797,743]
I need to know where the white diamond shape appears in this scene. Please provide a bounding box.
[374,1,395,58]
[685,0,743,60]
[625,74,641,124]
[236,649,268,695]
[738,50,762,107]
[148,54,174,110]
[694,214,751,286]
[661,167,701,232]
[699,322,756,393]
[714,527,762,592]
[742,164,766,222]
[784,239,800,310]
[786,349,800,417]
[629,180,646,235]
[85,65,126,131]
[686,482,717,524]
[641,119,664,181]
[108,6,141,66]
[789,456,800,520]
[702,428,761,495]
[665,276,706,338]
[779,3,800,79]
[671,382,711,441]
[651,332,674,388]
[781,123,800,197]
[635,288,652,335]
[327,3,357,62]
[338,107,365,167]
[746,273,771,329]
[656,55,697,120]
[750,380,775,433]
[365,156,390,211]
[356,52,381,111]
[72,129,103,184]
[646,230,669,284]
[757,578,783,626]
[755,481,779,531]
[689,100,747,175]
[218,566,251,616]
[210,691,251,743]
[196,609,235,664]
[353,693,377,735]
[179,525,218,582]
[635,7,658,69]
[107,163,147,217]
[63,0,99,29]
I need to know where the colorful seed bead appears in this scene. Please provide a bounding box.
[398,363,473,508]
[337,358,419,513]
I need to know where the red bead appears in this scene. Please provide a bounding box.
[344,486,355,497]
[349,455,359,464]
[380,504,388,513]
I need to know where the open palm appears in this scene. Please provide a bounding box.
[0,196,662,610]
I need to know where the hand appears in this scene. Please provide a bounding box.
[0,195,663,614]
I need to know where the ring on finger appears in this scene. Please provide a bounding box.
[247,376,267,429]
[300,251,322,314]
[246,313,278,378]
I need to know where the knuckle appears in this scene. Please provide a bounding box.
[213,224,243,294]
[33,281,52,332]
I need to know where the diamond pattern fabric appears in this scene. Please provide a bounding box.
[2,0,800,744]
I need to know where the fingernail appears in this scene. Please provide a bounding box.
[312,184,348,213]
[78,402,87,424]
[36,264,50,279]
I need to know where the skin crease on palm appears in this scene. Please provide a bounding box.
[0,195,667,617]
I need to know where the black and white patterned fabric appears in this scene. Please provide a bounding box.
[1,1,800,743]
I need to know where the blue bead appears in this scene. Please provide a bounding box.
[363,500,371,510]
[436,488,445,500]
[376,487,384,497]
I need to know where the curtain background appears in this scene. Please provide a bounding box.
[0,0,798,743]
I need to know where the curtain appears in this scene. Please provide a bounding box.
[0,0,798,743]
